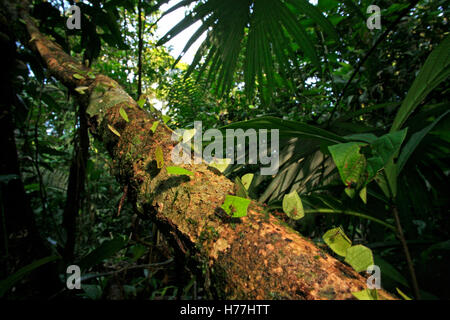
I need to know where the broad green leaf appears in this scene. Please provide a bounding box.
[344,245,374,273]
[223,116,346,144]
[150,121,159,133]
[371,130,408,166]
[155,146,164,169]
[208,158,231,173]
[352,288,378,300]
[397,110,450,174]
[75,86,89,94]
[374,254,409,288]
[0,256,61,297]
[241,173,254,190]
[391,35,450,131]
[166,166,194,176]
[119,107,129,122]
[87,72,96,79]
[396,288,412,300]
[221,195,251,218]
[78,238,128,269]
[107,124,121,137]
[282,190,304,220]
[322,227,352,257]
[73,73,85,80]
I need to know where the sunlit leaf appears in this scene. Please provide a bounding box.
[344,245,374,273]
[73,73,85,80]
[166,166,194,176]
[150,121,160,133]
[221,195,251,218]
[208,158,231,173]
[107,124,121,137]
[155,146,164,169]
[322,227,352,257]
[352,288,378,300]
[119,107,129,122]
[241,173,254,191]
[282,190,304,220]
[75,86,89,94]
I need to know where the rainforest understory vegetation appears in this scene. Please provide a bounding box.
[0,0,449,300]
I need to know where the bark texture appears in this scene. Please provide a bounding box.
[19,5,395,300]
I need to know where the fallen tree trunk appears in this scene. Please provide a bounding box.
[18,5,394,300]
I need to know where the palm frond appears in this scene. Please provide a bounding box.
[158,0,338,99]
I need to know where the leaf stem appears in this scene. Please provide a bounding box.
[304,208,395,231]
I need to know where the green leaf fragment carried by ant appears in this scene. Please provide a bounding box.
[166,166,193,176]
[119,107,129,122]
[221,195,251,218]
[322,227,352,257]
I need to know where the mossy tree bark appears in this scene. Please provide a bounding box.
[19,7,395,300]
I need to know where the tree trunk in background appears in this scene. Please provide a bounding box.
[18,7,395,300]
[62,103,89,263]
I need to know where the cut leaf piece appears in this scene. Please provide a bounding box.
[241,173,254,190]
[221,195,251,218]
[73,73,85,80]
[352,288,378,300]
[328,142,367,189]
[75,86,89,94]
[282,190,304,220]
[208,158,231,173]
[107,124,121,137]
[150,121,160,133]
[137,99,145,108]
[182,128,196,142]
[119,107,129,122]
[155,146,164,169]
[344,244,374,273]
[322,227,352,257]
[359,187,367,204]
[166,166,193,176]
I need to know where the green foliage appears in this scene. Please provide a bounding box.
[4,0,449,300]
[391,35,450,132]
[0,256,61,298]
[78,238,128,270]
[158,0,338,98]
